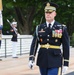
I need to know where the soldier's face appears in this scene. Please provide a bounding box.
[45,11,56,22]
[12,24,17,27]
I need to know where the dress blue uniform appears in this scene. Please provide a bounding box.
[11,28,17,42]
[29,2,70,75]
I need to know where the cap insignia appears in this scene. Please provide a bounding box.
[46,3,50,6]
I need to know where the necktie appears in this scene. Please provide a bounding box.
[49,23,51,29]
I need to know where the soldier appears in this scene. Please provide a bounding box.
[0,0,3,61]
[0,26,2,61]
[29,2,70,75]
[0,28,2,48]
[10,20,18,58]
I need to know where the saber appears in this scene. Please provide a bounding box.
[7,19,17,34]
[7,19,11,25]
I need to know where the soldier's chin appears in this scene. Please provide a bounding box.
[46,18,52,22]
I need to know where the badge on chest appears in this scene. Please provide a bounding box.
[52,29,62,38]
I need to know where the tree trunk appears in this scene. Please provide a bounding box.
[14,6,35,34]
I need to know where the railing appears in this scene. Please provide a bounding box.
[70,36,74,47]
[0,35,73,58]
[0,35,33,58]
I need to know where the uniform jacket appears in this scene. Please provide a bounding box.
[29,21,70,68]
[11,28,17,42]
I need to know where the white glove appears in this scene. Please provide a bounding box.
[62,66,68,74]
[28,60,34,69]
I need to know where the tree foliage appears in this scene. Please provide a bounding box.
[2,0,74,35]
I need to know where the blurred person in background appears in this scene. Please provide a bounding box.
[10,19,18,58]
[0,26,3,61]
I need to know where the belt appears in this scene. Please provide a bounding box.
[40,43,60,49]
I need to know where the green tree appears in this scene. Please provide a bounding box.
[2,0,74,35]
[2,0,46,34]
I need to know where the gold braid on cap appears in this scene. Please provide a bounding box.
[45,2,56,12]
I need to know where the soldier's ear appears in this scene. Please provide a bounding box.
[54,11,57,16]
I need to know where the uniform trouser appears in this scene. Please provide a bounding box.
[39,67,62,75]
[12,41,17,57]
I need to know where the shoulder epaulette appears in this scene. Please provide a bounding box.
[62,24,67,31]
[62,24,66,27]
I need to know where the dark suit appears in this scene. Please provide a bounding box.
[29,21,70,74]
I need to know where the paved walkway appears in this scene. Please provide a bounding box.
[0,47,74,75]
[65,47,74,75]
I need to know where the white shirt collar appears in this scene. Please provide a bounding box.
[46,20,55,28]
